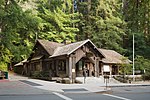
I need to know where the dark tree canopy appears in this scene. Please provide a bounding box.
[0,0,149,77]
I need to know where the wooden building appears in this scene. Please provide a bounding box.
[98,49,131,76]
[24,39,104,83]
[14,59,27,75]
[25,40,63,77]
[15,39,131,83]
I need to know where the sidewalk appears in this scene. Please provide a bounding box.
[26,78,150,93]
[27,79,111,93]
[8,71,28,81]
[7,72,150,93]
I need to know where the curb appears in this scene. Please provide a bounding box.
[107,84,150,87]
[48,89,110,94]
[0,79,9,82]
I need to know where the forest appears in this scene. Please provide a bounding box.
[0,0,150,78]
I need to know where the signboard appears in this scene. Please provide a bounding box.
[72,69,75,72]
[103,65,110,72]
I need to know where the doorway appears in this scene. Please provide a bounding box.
[76,57,95,77]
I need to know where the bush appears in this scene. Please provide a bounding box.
[142,74,150,80]
[135,56,150,81]
[31,71,52,80]
[0,62,8,71]
[113,76,129,83]
[32,71,42,78]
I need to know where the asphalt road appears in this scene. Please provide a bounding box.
[63,86,150,100]
[110,86,150,100]
[0,81,150,100]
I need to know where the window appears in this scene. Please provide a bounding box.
[58,60,66,71]
[78,61,83,71]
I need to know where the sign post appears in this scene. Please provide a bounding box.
[83,67,87,84]
[104,75,109,90]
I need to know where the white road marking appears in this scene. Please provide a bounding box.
[103,94,131,100]
[53,92,73,100]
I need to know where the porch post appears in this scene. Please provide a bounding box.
[69,56,72,83]
[56,60,59,76]
[102,64,104,76]
[72,56,76,83]
[95,57,99,77]
[68,55,76,83]
[97,57,100,77]
[52,60,55,76]
[39,59,42,71]
[89,63,92,77]
[66,58,69,77]
[117,65,119,75]
[110,65,112,77]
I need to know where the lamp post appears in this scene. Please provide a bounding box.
[133,33,135,81]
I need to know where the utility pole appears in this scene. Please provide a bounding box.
[133,33,135,81]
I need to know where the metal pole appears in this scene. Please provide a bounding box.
[106,79,107,90]
[133,33,135,81]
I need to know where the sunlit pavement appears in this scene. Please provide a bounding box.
[0,79,150,100]
[0,81,50,95]
[0,72,150,100]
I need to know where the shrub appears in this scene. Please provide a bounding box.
[32,71,42,78]
[32,71,52,81]
[0,62,8,71]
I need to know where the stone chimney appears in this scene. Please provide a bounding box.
[64,40,72,44]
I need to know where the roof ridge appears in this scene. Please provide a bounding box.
[61,39,90,46]
[50,39,105,58]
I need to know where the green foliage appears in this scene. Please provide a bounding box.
[123,0,150,35]
[135,55,146,71]
[32,71,51,80]
[36,0,79,43]
[123,0,150,59]
[0,62,8,71]
[77,0,126,53]
[119,57,132,75]
[0,0,40,64]
[135,55,150,79]
[126,32,150,59]
[93,0,126,52]
[0,0,150,76]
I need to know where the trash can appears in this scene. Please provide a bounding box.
[4,72,8,79]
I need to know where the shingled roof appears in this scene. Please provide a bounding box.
[37,39,64,55]
[14,59,27,67]
[50,39,104,58]
[99,49,131,64]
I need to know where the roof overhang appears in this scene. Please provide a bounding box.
[31,55,43,61]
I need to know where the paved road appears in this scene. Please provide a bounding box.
[63,87,150,100]
[0,81,50,95]
[0,80,150,100]
[110,86,150,100]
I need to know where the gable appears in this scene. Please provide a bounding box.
[27,42,50,60]
[37,40,64,55]
[33,43,49,57]
[28,40,63,60]
[50,39,105,58]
